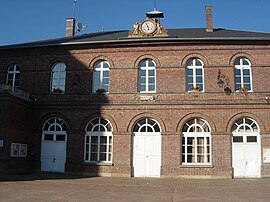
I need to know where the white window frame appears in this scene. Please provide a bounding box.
[10,143,27,157]
[186,58,204,92]
[50,63,66,93]
[42,117,67,142]
[181,118,211,165]
[234,58,253,92]
[6,64,20,88]
[133,117,161,133]
[84,118,113,163]
[92,60,110,93]
[138,59,156,93]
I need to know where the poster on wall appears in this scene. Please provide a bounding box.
[263,148,270,163]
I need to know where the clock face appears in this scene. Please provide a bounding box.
[141,20,156,34]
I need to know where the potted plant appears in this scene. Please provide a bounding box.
[190,86,201,92]
[96,88,106,94]
[52,88,63,94]
[238,86,248,95]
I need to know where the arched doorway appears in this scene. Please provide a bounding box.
[132,118,161,177]
[41,117,67,173]
[231,117,261,178]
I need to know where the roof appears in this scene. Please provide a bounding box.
[1,28,270,50]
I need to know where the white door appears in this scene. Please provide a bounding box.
[133,132,161,177]
[232,133,261,178]
[41,133,67,173]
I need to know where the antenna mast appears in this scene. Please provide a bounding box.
[73,0,77,19]
[154,0,157,10]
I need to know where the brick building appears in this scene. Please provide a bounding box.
[1,6,270,178]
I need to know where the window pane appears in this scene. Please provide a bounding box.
[195,59,202,66]
[233,136,243,142]
[247,136,257,142]
[148,60,155,67]
[197,155,204,163]
[148,85,155,91]
[100,136,107,144]
[100,153,106,161]
[56,135,66,141]
[148,70,155,76]
[91,136,98,144]
[44,134,54,141]
[91,153,98,161]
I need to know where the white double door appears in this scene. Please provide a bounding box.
[232,133,261,178]
[41,133,67,173]
[133,132,161,177]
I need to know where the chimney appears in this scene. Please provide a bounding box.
[205,6,213,32]
[65,18,75,37]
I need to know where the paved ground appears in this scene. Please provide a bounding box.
[0,174,270,202]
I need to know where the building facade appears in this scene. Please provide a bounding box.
[1,8,270,178]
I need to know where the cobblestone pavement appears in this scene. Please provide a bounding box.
[0,174,270,201]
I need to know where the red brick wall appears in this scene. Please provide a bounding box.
[1,41,270,177]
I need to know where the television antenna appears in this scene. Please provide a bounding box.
[73,0,77,19]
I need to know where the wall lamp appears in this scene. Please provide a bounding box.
[217,69,231,95]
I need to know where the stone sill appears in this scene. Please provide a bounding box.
[83,162,114,166]
[179,164,214,168]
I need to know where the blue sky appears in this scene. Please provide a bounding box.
[0,0,269,46]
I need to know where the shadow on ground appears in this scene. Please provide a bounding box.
[0,172,92,182]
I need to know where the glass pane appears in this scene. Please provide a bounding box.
[197,146,204,154]
[187,155,194,163]
[140,126,146,132]
[139,85,146,92]
[187,146,193,153]
[100,153,106,161]
[91,153,97,161]
[196,76,203,83]
[187,59,193,66]
[100,145,107,153]
[148,70,155,76]
[56,135,66,141]
[195,59,202,66]
[197,155,204,163]
[44,134,53,141]
[148,84,155,91]
[242,59,249,65]
[108,153,112,161]
[91,145,98,152]
[103,62,109,69]
[100,136,107,144]
[233,136,243,142]
[196,69,202,75]
[139,60,147,67]
[91,136,98,144]
[247,136,257,142]
[148,60,155,67]
[182,154,185,163]
[148,77,155,84]
[197,137,204,145]
[187,137,194,145]
[234,59,240,66]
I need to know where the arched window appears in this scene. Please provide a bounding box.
[51,63,66,93]
[232,117,259,133]
[182,118,211,165]
[42,117,67,141]
[138,59,156,93]
[6,64,20,88]
[85,118,113,163]
[133,118,161,132]
[234,58,252,91]
[92,60,110,93]
[186,58,204,92]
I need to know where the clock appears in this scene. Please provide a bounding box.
[141,19,156,34]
